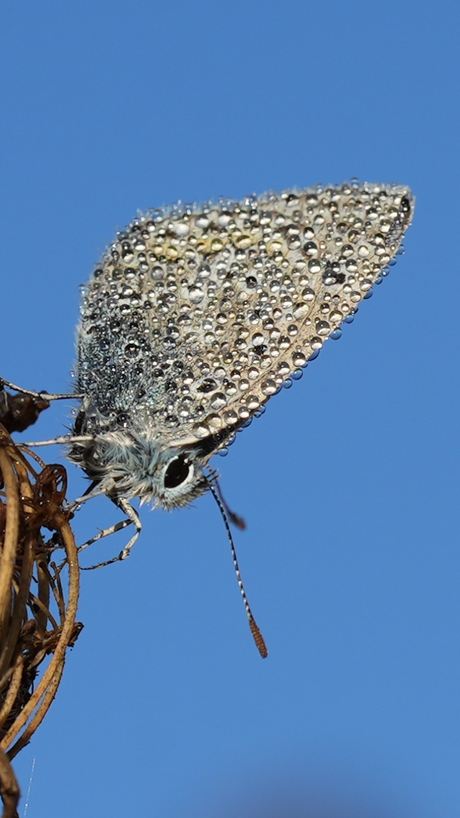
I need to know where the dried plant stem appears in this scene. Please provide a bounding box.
[0,421,83,815]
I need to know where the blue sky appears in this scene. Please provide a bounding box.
[1,1,459,816]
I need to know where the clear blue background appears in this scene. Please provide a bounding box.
[1,1,459,816]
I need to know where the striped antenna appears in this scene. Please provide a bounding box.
[207,477,268,659]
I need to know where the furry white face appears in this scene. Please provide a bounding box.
[68,429,211,509]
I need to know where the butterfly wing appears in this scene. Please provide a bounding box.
[76,182,413,452]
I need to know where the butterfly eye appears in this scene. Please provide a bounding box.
[164,455,191,489]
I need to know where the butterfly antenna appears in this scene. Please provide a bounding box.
[207,477,268,658]
[207,467,246,530]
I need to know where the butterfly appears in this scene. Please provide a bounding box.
[6,181,414,656]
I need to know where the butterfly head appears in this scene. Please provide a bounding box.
[68,403,241,509]
[68,431,206,510]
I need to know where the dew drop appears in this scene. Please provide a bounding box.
[316,321,330,336]
[125,343,140,357]
[174,222,189,237]
[246,395,260,409]
[260,379,276,396]
[293,302,309,318]
[193,422,211,438]
[235,234,252,249]
[207,414,223,429]
[189,287,204,304]
[223,410,238,424]
[292,351,306,367]
[210,392,227,410]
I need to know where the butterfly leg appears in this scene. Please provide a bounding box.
[21,433,94,447]
[0,377,81,402]
[76,515,133,556]
[80,497,142,570]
